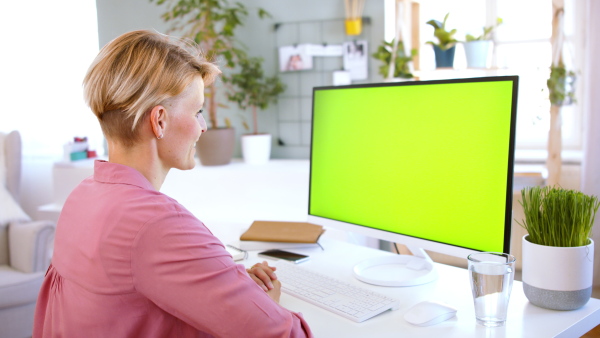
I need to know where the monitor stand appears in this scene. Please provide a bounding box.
[352,246,438,287]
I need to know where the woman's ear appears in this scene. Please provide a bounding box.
[149,105,167,139]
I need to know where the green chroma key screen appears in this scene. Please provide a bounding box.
[309,77,518,252]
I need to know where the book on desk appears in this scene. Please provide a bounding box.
[237,220,325,251]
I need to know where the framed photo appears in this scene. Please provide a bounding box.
[279,45,313,72]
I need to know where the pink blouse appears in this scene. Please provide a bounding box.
[33,160,312,337]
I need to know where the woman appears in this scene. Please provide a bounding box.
[33,30,312,337]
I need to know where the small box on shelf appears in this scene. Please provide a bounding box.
[63,136,97,162]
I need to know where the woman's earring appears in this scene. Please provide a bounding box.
[157,133,164,139]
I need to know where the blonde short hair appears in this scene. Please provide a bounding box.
[83,30,220,146]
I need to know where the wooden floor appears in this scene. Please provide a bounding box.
[582,325,600,337]
[580,287,600,337]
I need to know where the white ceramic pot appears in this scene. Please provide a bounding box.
[522,235,594,310]
[463,40,493,69]
[241,134,272,164]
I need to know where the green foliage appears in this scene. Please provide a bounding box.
[547,63,577,106]
[426,13,457,51]
[224,57,286,134]
[152,0,257,65]
[371,39,417,79]
[517,186,599,247]
[465,17,503,42]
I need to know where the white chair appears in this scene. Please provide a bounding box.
[0,131,54,338]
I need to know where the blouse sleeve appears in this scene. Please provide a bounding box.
[130,210,312,337]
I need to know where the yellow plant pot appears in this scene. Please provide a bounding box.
[345,18,362,35]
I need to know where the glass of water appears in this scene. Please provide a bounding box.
[467,252,516,327]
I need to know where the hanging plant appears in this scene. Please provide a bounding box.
[547,63,576,106]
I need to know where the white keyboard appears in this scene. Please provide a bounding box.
[275,261,400,322]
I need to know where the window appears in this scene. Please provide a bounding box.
[0,0,102,158]
[386,0,583,158]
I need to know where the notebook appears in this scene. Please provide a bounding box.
[225,244,247,261]
[239,221,325,250]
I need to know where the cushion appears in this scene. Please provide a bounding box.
[9,221,54,273]
[0,186,29,226]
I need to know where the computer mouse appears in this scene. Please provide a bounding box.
[404,301,458,326]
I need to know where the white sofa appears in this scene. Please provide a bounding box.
[0,131,54,338]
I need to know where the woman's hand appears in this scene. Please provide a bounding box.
[247,261,281,302]
[246,261,278,291]
[266,279,281,303]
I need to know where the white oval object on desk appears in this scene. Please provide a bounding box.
[522,235,594,310]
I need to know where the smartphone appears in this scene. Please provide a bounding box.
[258,249,310,264]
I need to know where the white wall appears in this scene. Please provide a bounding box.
[96,0,168,46]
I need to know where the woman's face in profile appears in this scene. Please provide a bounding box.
[161,77,206,171]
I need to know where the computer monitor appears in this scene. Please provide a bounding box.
[308,76,518,287]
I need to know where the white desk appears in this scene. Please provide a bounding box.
[232,238,600,338]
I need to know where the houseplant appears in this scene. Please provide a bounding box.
[546,61,577,185]
[371,39,417,80]
[547,63,577,106]
[546,6,577,186]
[517,186,599,310]
[463,17,503,68]
[151,0,270,165]
[225,57,286,164]
[426,13,458,68]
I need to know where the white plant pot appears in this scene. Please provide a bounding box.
[463,40,493,69]
[241,134,272,164]
[522,235,594,310]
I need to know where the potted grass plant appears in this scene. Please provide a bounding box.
[426,13,458,68]
[463,17,503,68]
[517,186,600,310]
[224,57,285,164]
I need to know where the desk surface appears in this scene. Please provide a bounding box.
[160,160,598,337]
[242,238,600,338]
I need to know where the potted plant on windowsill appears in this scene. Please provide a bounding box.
[151,0,270,166]
[371,39,417,81]
[463,17,503,68]
[426,13,458,68]
[517,186,599,310]
[224,57,285,164]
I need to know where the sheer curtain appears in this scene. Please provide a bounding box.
[581,0,600,286]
